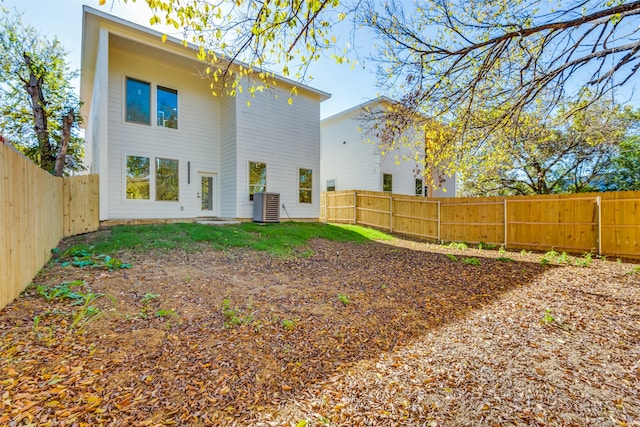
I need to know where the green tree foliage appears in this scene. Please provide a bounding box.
[112,0,348,102]
[604,136,640,191]
[460,99,638,196]
[0,8,83,175]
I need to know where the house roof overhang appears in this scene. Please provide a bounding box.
[80,5,331,127]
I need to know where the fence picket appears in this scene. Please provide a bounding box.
[1,143,99,310]
[320,189,640,259]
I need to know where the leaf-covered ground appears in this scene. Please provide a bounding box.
[1,233,639,426]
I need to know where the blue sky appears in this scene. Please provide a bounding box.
[1,0,380,119]
[4,0,639,118]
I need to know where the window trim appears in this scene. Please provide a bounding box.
[125,154,152,201]
[125,77,151,126]
[156,85,178,129]
[298,167,313,204]
[123,76,179,130]
[155,157,180,202]
[383,173,393,193]
[123,153,181,203]
[248,161,267,201]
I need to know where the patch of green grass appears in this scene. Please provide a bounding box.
[222,298,254,328]
[540,249,559,265]
[575,252,593,268]
[463,257,481,266]
[337,293,350,306]
[35,280,115,329]
[477,241,496,250]
[282,318,298,331]
[155,309,178,318]
[83,222,391,258]
[445,253,458,262]
[540,308,556,325]
[496,257,515,262]
[627,265,640,275]
[447,241,468,250]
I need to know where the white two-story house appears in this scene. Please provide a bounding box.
[80,6,330,222]
[321,99,456,197]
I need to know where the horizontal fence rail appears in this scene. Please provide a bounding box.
[320,190,640,259]
[1,143,99,310]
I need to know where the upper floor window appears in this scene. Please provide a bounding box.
[383,173,393,192]
[326,179,336,192]
[157,86,178,129]
[249,161,266,201]
[299,168,312,203]
[126,78,151,125]
[125,77,178,129]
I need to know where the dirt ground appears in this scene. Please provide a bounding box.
[1,231,639,426]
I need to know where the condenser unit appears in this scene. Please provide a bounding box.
[253,192,280,223]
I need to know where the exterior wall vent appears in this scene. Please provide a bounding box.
[253,192,280,223]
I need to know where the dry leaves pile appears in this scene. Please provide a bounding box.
[1,234,639,426]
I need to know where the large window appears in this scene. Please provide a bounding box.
[157,86,178,129]
[126,78,150,125]
[249,161,266,201]
[383,173,393,192]
[126,77,178,129]
[126,155,151,199]
[156,158,179,201]
[126,155,179,201]
[299,168,312,203]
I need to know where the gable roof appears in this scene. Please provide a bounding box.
[80,6,330,123]
[321,96,395,124]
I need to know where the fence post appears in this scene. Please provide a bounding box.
[389,194,393,232]
[597,196,602,255]
[353,192,357,225]
[503,199,508,249]
[437,200,441,243]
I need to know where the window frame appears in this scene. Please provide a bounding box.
[249,161,267,201]
[124,153,181,203]
[125,154,151,200]
[155,157,180,202]
[298,168,313,204]
[156,85,178,129]
[383,173,393,192]
[125,77,151,126]
[326,179,336,192]
[124,76,178,130]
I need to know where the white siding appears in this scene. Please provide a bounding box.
[219,94,237,218]
[320,109,382,192]
[107,37,221,219]
[380,149,423,195]
[235,83,322,220]
[321,103,457,197]
[87,26,111,220]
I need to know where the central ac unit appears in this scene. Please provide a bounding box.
[253,192,280,223]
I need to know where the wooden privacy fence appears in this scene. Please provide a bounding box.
[1,142,99,310]
[320,190,640,259]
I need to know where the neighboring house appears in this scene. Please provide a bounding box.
[80,6,330,222]
[320,99,456,197]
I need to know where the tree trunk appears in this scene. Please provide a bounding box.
[23,53,54,172]
[54,108,74,177]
